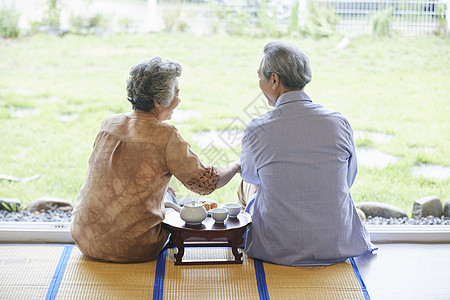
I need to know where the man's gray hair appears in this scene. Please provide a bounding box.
[127,56,182,112]
[261,41,312,90]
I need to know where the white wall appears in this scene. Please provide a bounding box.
[7,0,162,32]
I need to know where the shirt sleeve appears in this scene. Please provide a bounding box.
[166,128,219,195]
[240,127,260,185]
[346,123,358,188]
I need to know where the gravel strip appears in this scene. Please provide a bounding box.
[0,209,72,222]
[364,216,450,225]
[0,210,450,225]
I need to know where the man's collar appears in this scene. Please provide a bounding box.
[274,90,312,108]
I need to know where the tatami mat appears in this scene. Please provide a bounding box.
[0,245,369,300]
[264,259,367,299]
[0,245,66,299]
[56,247,157,299]
[164,248,260,300]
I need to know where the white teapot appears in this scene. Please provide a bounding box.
[164,200,207,225]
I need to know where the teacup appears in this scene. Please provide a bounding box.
[224,203,241,218]
[211,208,228,223]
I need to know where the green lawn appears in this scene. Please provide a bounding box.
[0,33,449,216]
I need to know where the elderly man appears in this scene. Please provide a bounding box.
[238,41,373,266]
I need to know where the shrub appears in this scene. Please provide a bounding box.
[212,0,284,37]
[69,12,109,34]
[372,7,394,37]
[288,0,300,35]
[118,17,134,33]
[44,0,62,27]
[434,0,448,36]
[257,0,282,37]
[300,0,339,38]
[0,3,20,38]
[1,201,22,212]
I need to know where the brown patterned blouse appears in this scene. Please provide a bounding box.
[71,111,220,263]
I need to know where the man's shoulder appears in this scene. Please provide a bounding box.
[310,107,353,134]
[324,110,351,127]
[307,103,350,123]
[245,110,276,129]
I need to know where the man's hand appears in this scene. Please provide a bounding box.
[168,186,176,197]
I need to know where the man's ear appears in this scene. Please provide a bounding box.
[271,73,279,90]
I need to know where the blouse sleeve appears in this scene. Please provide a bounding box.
[240,127,260,185]
[166,128,219,195]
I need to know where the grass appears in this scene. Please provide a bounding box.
[0,32,449,216]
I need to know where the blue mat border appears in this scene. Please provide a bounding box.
[153,248,167,300]
[154,247,271,300]
[349,257,371,300]
[0,244,75,299]
[254,259,270,300]
[45,245,74,300]
[0,245,369,300]
[0,244,73,247]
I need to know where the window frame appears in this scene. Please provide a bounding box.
[1,222,450,243]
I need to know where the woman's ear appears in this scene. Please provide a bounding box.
[154,100,162,110]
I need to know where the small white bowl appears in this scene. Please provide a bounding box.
[211,208,228,223]
[224,203,241,217]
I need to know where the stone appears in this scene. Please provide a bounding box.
[37,25,69,37]
[356,202,408,219]
[412,195,442,219]
[0,198,22,211]
[412,164,450,180]
[444,200,450,218]
[356,208,366,222]
[24,197,73,213]
[355,147,398,169]
[336,36,351,50]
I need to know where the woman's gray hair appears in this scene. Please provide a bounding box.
[127,56,182,112]
[261,41,312,90]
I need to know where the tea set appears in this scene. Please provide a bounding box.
[164,200,242,226]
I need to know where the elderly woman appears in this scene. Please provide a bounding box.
[71,56,240,263]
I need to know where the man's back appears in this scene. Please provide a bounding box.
[240,90,371,266]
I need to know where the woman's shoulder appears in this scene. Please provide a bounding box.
[151,119,179,137]
[103,112,177,129]
[100,113,180,142]
[102,112,128,124]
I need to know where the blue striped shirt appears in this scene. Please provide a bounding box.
[240,90,372,266]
